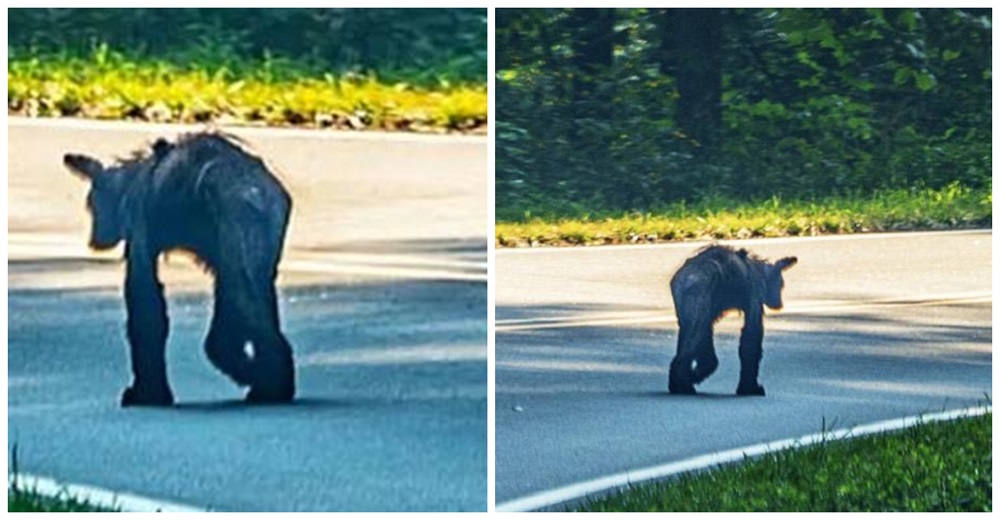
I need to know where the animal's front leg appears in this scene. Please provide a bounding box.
[121,249,174,407]
[736,307,766,396]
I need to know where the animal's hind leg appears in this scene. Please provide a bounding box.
[239,280,295,403]
[669,320,709,394]
[690,335,718,385]
[219,243,294,402]
[204,293,254,387]
[216,208,294,403]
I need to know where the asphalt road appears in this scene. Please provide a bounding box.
[494,230,992,509]
[9,117,487,289]
[7,118,487,511]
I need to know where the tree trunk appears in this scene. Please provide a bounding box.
[661,8,723,152]
[570,8,615,125]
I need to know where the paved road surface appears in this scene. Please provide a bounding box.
[8,119,487,511]
[9,117,487,288]
[494,231,991,508]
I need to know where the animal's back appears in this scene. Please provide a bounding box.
[670,245,751,318]
[171,133,290,220]
[671,245,734,292]
[136,133,292,269]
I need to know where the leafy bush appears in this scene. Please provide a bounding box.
[9,8,487,85]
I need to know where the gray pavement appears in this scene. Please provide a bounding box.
[9,117,487,249]
[7,119,487,511]
[495,231,992,507]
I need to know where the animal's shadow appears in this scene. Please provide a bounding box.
[630,390,758,400]
[171,396,352,413]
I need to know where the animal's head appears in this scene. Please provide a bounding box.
[63,139,173,250]
[763,256,798,310]
[63,153,131,249]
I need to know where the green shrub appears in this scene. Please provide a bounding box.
[496,184,991,247]
[8,49,487,133]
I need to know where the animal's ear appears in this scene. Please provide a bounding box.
[776,256,798,271]
[63,153,104,180]
[152,138,173,160]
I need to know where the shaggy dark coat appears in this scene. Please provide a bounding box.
[669,245,797,396]
[64,133,294,406]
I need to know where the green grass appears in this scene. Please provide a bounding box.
[7,445,117,512]
[8,47,487,133]
[575,412,992,512]
[496,183,991,247]
[7,481,116,512]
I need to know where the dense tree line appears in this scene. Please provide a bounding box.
[9,8,487,82]
[497,8,991,213]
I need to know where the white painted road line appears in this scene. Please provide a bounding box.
[495,405,991,512]
[496,292,993,332]
[9,473,205,512]
[496,229,991,255]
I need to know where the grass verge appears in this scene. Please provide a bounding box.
[8,48,487,134]
[8,482,116,512]
[574,412,991,512]
[496,184,991,247]
[7,445,116,512]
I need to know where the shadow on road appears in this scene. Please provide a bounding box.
[497,302,667,323]
[10,277,487,408]
[172,397,354,413]
[302,237,487,257]
[627,390,751,400]
[496,300,991,401]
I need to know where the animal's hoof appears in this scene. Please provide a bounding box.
[668,381,697,395]
[736,382,766,396]
[121,385,174,407]
[246,384,295,404]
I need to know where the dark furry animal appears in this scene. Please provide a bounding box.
[668,245,797,396]
[64,133,294,406]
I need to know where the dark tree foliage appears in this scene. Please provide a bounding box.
[496,8,992,216]
[8,8,487,82]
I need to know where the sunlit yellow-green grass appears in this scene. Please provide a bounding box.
[8,57,487,133]
[496,184,991,247]
[575,412,991,512]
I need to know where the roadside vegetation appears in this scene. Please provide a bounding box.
[575,412,992,512]
[8,484,114,513]
[497,9,991,244]
[496,183,991,247]
[8,50,487,133]
[8,9,487,133]
[7,447,116,512]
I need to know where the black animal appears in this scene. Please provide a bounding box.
[668,245,797,396]
[64,133,295,406]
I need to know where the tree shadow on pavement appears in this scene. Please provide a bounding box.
[9,277,487,409]
[496,300,991,402]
